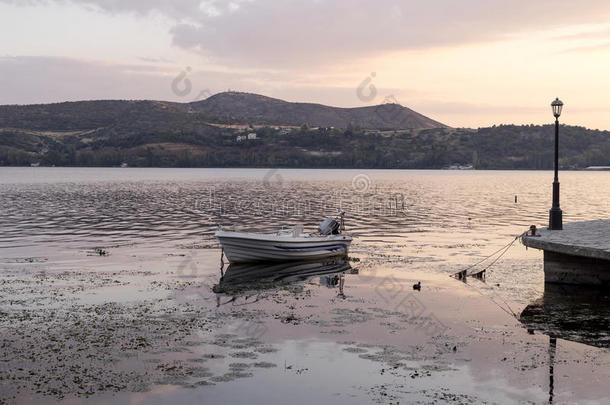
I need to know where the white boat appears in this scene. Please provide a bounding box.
[215,211,352,263]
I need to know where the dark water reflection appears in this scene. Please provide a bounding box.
[520,284,610,348]
[213,258,354,294]
[520,284,610,404]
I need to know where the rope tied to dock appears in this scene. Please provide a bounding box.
[451,229,529,320]
[453,230,527,278]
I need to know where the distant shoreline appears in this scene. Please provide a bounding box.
[2,165,608,171]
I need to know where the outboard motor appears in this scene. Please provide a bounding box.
[319,217,340,235]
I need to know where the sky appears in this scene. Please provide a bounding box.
[2,0,610,129]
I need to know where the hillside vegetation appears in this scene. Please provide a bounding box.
[188,92,447,129]
[1,93,609,169]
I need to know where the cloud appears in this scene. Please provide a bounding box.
[0,55,321,104]
[162,0,610,67]
[4,0,610,67]
[137,56,174,63]
[554,26,610,41]
[0,56,441,124]
[0,56,165,104]
[559,41,610,54]
[0,0,234,20]
[0,56,243,104]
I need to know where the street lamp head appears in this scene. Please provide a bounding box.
[551,97,563,118]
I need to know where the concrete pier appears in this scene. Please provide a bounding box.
[522,219,610,286]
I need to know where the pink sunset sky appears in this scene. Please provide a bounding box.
[2,0,610,129]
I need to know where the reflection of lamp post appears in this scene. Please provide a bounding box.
[549,98,564,230]
[548,336,557,404]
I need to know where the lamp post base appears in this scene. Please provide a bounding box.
[549,208,563,230]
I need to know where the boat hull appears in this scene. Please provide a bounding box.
[215,230,352,263]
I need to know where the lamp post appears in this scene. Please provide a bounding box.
[549,98,563,230]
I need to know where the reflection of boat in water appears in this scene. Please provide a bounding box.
[520,283,610,348]
[215,211,352,263]
[213,258,355,294]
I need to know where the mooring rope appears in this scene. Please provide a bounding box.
[455,231,527,276]
[463,278,519,319]
[452,230,529,320]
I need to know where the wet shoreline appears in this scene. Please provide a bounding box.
[2,242,610,404]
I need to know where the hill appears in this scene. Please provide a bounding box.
[187,92,447,130]
[0,92,447,132]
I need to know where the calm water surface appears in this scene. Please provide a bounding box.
[3,167,609,245]
[2,167,609,303]
[1,167,610,404]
